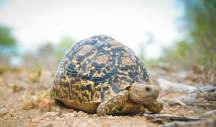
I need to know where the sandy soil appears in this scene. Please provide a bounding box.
[0,67,204,127]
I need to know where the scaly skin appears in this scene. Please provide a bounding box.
[96,90,163,116]
[144,101,163,113]
[97,91,129,115]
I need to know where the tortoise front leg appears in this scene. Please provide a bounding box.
[96,91,129,116]
[144,101,163,113]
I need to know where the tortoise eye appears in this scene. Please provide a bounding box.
[145,87,150,91]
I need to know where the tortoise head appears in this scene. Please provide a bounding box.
[128,82,159,104]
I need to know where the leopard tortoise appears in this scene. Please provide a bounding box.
[51,35,163,115]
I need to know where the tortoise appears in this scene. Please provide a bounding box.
[51,35,163,115]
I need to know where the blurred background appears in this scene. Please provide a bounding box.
[0,0,215,84]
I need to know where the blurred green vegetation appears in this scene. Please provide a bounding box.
[0,25,18,66]
[161,0,216,69]
[55,36,75,60]
[0,25,16,46]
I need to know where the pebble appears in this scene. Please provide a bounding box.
[38,98,54,112]
[32,116,42,123]
[44,112,60,117]
[92,114,98,117]
[39,122,53,127]
[11,83,24,92]
[0,107,9,117]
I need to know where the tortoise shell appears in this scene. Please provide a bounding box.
[52,35,149,107]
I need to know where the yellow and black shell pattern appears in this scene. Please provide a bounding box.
[52,35,149,103]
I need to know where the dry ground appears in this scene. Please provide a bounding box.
[0,66,206,127]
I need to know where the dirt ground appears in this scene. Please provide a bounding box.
[0,66,207,127]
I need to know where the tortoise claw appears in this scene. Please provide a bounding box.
[145,101,164,113]
[96,102,107,116]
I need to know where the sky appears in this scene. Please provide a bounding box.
[0,0,180,59]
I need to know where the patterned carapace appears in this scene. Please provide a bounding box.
[52,35,149,103]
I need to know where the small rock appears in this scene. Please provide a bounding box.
[43,112,60,117]
[39,122,53,127]
[65,112,75,117]
[32,116,42,123]
[200,110,216,119]
[39,98,54,112]
[0,107,9,117]
[11,83,24,92]
[157,78,197,93]
[107,115,114,119]
[21,90,51,110]
[92,114,98,117]
[52,106,61,112]
[177,86,216,110]
[22,100,35,110]
[74,111,88,117]
[162,99,186,107]
[162,119,216,127]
